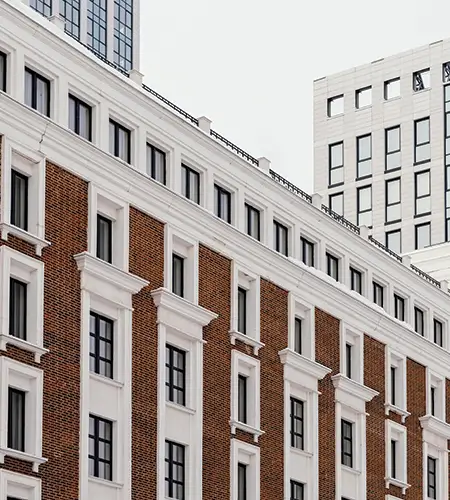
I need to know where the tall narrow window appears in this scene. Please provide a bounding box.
[69,94,92,141]
[87,0,107,58]
[294,317,302,355]
[96,214,112,263]
[109,119,131,163]
[385,126,401,170]
[11,170,28,231]
[181,164,200,204]
[390,366,397,405]
[8,388,25,452]
[273,220,288,256]
[391,439,397,478]
[329,142,344,185]
[165,441,185,500]
[146,144,166,184]
[0,51,6,92]
[386,230,401,254]
[357,185,372,227]
[214,184,231,223]
[172,254,184,298]
[329,192,344,216]
[413,69,430,92]
[290,397,304,450]
[60,0,80,39]
[9,278,27,340]
[238,463,247,500]
[373,281,384,308]
[290,481,304,500]
[326,252,339,281]
[301,237,314,267]
[430,386,436,416]
[356,86,372,108]
[357,134,372,178]
[394,294,405,321]
[434,319,443,347]
[350,267,362,294]
[341,419,353,467]
[414,307,425,336]
[345,343,352,379]
[30,0,52,16]
[414,117,430,163]
[415,170,431,216]
[24,68,50,117]
[237,287,247,334]
[165,345,186,406]
[89,415,112,480]
[245,203,260,241]
[386,178,401,223]
[238,375,247,423]
[415,222,431,250]
[89,312,113,378]
[445,86,450,241]
[113,0,133,72]
[427,456,437,499]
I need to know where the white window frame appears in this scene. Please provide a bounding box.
[145,132,173,187]
[426,369,445,421]
[108,112,136,165]
[432,314,447,348]
[244,195,265,243]
[0,357,46,471]
[0,137,49,255]
[299,229,320,270]
[413,301,428,338]
[340,324,363,384]
[230,350,263,442]
[288,294,314,359]
[385,347,409,422]
[180,156,205,206]
[325,247,342,282]
[385,420,409,493]
[230,439,260,500]
[0,469,41,500]
[212,175,236,226]
[0,246,47,362]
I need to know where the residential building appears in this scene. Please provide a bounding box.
[2,1,450,499]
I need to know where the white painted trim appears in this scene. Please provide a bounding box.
[230,439,260,500]
[0,469,42,500]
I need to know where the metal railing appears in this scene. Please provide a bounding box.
[410,264,441,288]
[269,170,312,203]
[321,205,360,235]
[210,130,259,165]
[368,236,403,263]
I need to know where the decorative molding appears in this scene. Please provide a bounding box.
[0,447,47,473]
[420,414,450,440]
[229,419,265,443]
[384,477,410,495]
[332,374,379,403]
[0,334,48,363]
[0,222,50,256]
[384,403,410,423]
[229,329,264,355]
[279,348,331,380]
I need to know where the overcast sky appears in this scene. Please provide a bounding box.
[140,0,449,193]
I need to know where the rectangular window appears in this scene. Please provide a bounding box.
[385,126,401,170]
[356,86,372,108]
[214,184,231,223]
[146,143,166,184]
[413,68,430,92]
[326,252,339,281]
[301,237,315,267]
[373,281,384,308]
[273,220,288,256]
[96,214,112,263]
[290,480,304,500]
[9,278,27,340]
[350,267,362,294]
[327,94,344,117]
[165,344,186,406]
[445,86,450,241]
[434,319,443,347]
[394,294,405,321]
[181,164,200,204]
[109,120,131,163]
[390,366,397,405]
[414,307,424,336]
[391,439,397,478]
[172,254,185,298]
[415,170,431,216]
[443,62,450,83]
[415,222,431,250]
[341,419,353,467]
[165,441,185,500]
[60,0,80,39]
[386,230,401,254]
[8,388,25,452]
[89,312,113,378]
[329,192,344,216]
[113,0,133,72]
[69,94,92,141]
[238,374,247,423]
[430,386,436,416]
[30,0,52,16]
[357,134,372,178]
[384,77,400,100]
[329,142,344,185]
[290,397,304,450]
[24,68,50,117]
[414,117,430,163]
[11,170,28,231]
[87,0,107,58]
[245,203,260,241]
[88,415,113,480]
[294,317,302,355]
[386,178,401,223]
[237,287,247,334]
[0,51,6,92]
[238,463,247,500]
[345,342,352,378]
[357,185,372,227]
[427,456,437,499]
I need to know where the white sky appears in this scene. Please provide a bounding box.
[140,0,449,193]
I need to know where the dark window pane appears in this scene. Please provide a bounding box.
[238,375,247,423]
[245,203,260,241]
[237,287,247,334]
[290,480,304,500]
[11,170,28,231]
[24,68,50,117]
[30,0,52,16]
[294,317,302,354]
[68,94,92,141]
[172,254,184,298]
[8,388,25,452]
[214,184,231,223]
[165,441,185,500]
[0,51,6,92]
[113,0,133,72]
[274,221,288,256]
[9,278,27,340]
[87,0,107,58]
[181,164,200,204]
[301,237,314,267]
[109,120,131,163]
[89,415,113,480]
[147,144,166,185]
[89,312,114,379]
[341,419,353,467]
[166,344,186,406]
[290,397,304,450]
[96,214,113,263]
[350,267,362,294]
[238,463,247,500]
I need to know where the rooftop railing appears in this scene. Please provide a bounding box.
[321,205,360,235]
[368,236,403,263]
[410,264,441,288]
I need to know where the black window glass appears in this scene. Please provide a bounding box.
[290,397,304,450]
[8,388,25,452]
[109,120,131,163]
[89,415,113,480]
[238,374,247,423]
[181,164,200,204]
[9,278,27,340]
[113,0,133,72]
[301,237,314,267]
[245,203,260,241]
[11,170,28,231]
[214,184,231,223]
[341,419,353,467]
[350,267,362,294]
[394,294,405,321]
[69,94,92,141]
[0,51,6,92]
[25,68,50,117]
[147,144,166,184]
[238,463,247,500]
[166,344,186,406]
[294,317,302,355]
[237,287,247,334]
[89,312,113,378]
[273,220,288,256]
[97,214,112,263]
[87,0,107,58]
[434,319,443,347]
[172,254,184,298]
[165,441,185,500]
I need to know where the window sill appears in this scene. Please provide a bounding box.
[384,403,410,423]
[88,475,123,490]
[230,419,265,443]
[0,447,47,472]
[89,372,124,389]
[166,401,196,415]
[355,174,372,182]
[0,334,48,363]
[384,166,402,174]
[413,87,431,95]
[229,329,265,355]
[385,476,410,494]
[290,447,313,459]
[341,465,361,476]
[414,212,431,219]
[328,181,344,189]
[413,159,431,167]
[327,113,344,120]
[384,220,402,226]
[0,223,50,256]
[355,105,372,111]
[384,96,401,103]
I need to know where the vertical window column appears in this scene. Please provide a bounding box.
[87,0,108,58]
[113,0,133,72]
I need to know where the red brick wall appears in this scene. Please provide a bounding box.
[128,206,165,500]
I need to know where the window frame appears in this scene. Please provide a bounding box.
[414,306,425,336]
[415,222,431,250]
[341,419,353,468]
[326,252,339,281]
[385,125,401,171]
[238,374,248,424]
[96,213,113,264]
[355,86,372,109]
[328,141,344,186]
[329,191,344,216]
[300,236,315,267]
[350,266,362,294]
[237,286,247,335]
[290,396,304,450]
[427,456,437,499]
[433,318,443,347]
[385,177,401,224]
[386,229,401,255]
[165,344,186,407]
[356,134,372,178]
[273,220,288,256]
[181,163,201,204]
[89,311,114,379]
[373,281,384,308]
[414,117,430,164]
[393,294,405,322]
[357,185,372,227]
[414,170,431,216]
[214,183,231,223]
[294,316,302,355]
[146,142,167,185]
[9,277,27,341]
[245,203,261,241]
[8,387,25,452]
[68,93,92,141]
[413,68,430,92]
[0,50,6,92]
[10,169,29,232]
[172,253,185,298]
[109,119,131,164]
[290,480,304,500]
[238,462,247,500]
[384,77,401,100]
[88,414,113,481]
[327,94,344,117]
[24,67,50,117]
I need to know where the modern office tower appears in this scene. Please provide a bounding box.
[2,1,450,499]
[313,38,450,255]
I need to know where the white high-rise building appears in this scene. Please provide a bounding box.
[313,39,450,255]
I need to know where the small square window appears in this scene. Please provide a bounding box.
[329,192,344,216]
[413,68,430,92]
[350,267,362,294]
[146,143,166,185]
[356,86,372,108]
[181,164,200,204]
[69,94,92,141]
[172,253,185,298]
[214,184,231,223]
[245,203,261,241]
[327,94,344,117]
[384,77,401,100]
[109,119,131,164]
[89,415,113,481]
[273,220,288,256]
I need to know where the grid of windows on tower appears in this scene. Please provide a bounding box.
[113,0,133,71]
[87,0,107,58]
[60,0,81,39]
[30,0,52,17]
